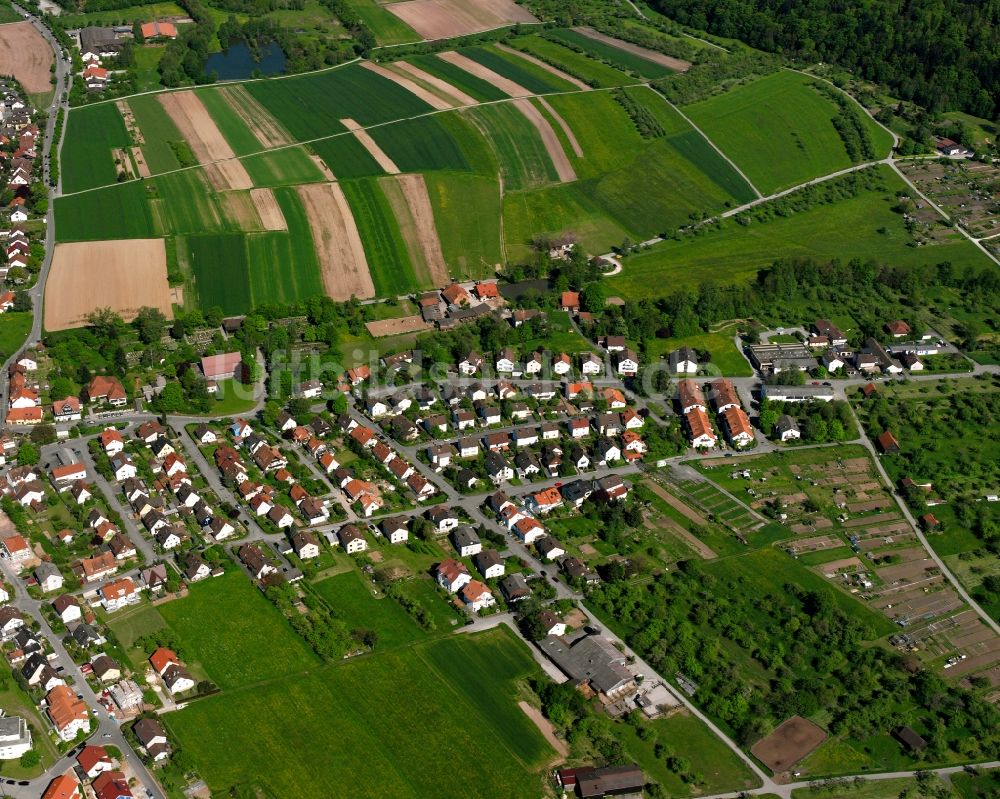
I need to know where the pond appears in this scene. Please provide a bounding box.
[205,40,286,81]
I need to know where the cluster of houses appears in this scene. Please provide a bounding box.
[417,281,504,330]
[1,82,38,227]
[748,319,941,377]
[0,225,30,286]
[78,22,177,91]
[679,378,754,450]
[10,368,130,427]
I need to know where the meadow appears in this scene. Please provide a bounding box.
[165,627,553,799]
[548,28,676,79]
[185,233,252,316]
[425,173,503,277]
[685,71,893,193]
[312,571,429,649]
[345,0,420,46]
[0,312,31,362]
[61,103,131,193]
[58,1,184,26]
[609,167,994,298]
[55,181,155,242]
[508,35,633,88]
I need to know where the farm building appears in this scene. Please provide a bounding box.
[201,352,243,381]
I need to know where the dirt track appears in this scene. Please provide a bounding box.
[296,183,375,301]
[361,61,453,111]
[382,174,449,286]
[159,90,252,190]
[45,240,171,331]
[574,26,691,72]
[340,117,399,174]
[437,50,532,97]
[518,701,568,759]
[250,188,287,231]
[0,22,52,94]
[511,98,576,182]
[218,84,292,148]
[388,0,537,40]
[495,42,590,91]
[392,61,478,106]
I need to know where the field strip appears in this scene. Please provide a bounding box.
[536,97,583,158]
[573,26,692,72]
[391,60,479,106]
[218,84,293,148]
[296,182,375,301]
[131,146,151,178]
[511,98,576,182]
[310,154,335,180]
[220,190,264,231]
[643,480,709,526]
[383,174,449,286]
[250,188,287,231]
[385,0,538,41]
[340,117,400,174]
[494,42,590,91]
[437,50,532,97]
[159,90,253,190]
[361,60,455,110]
[45,239,171,331]
[646,516,717,559]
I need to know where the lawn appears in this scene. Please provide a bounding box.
[185,233,252,316]
[341,177,419,296]
[241,145,326,186]
[0,665,61,778]
[466,103,559,191]
[509,35,633,88]
[106,602,169,672]
[644,325,753,376]
[157,571,318,689]
[344,0,420,46]
[0,2,22,22]
[61,103,131,193]
[208,378,258,415]
[684,71,893,194]
[132,44,168,92]
[246,63,432,142]
[312,571,429,649]
[547,28,677,79]
[165,627,552,798]
[127,93,187,174]
[0,312,32,362]
[460,44,579,94]
[608,166,994,299]
[425,173,503,279]
[54,181,155,242]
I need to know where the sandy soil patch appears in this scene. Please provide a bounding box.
[117,100,144,144]
[437,50,531,97]
[113,148,137,180]
[537,97,583,157]
[382,173,448,285]
[131,147,151,178]
[518,701,567,759]
[751,716,827,773]
[45,240,171,331]
[340,117,399,174]
[0,22,53,94]
[159,90,252,190]
[511,98,576,182]
[573,26,691,72]
[365,315,432,337]
[494,42,590,91]
[218,84,292,149]
[310,154,335,180]
[392,60,478,106]
[249,188,287,231]
[360,60,453,111]
[388,0,537,40]
[296,183,375,301]
[642,480,708,526]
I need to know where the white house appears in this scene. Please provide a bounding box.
[436,559,472,593]
[460,580,495,613]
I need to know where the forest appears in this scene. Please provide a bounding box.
[653,0,1000,118]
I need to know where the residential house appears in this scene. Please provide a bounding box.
[87,376,127,406]
[536,536,566,561]
[450,526,481,557]
[513,517,546,545]
[677,380,706,414]
[133,718,171,762]
[775,415,801,441]
[34,562,63,592]
[100,578,139,612]
[721,407,754,447]
[52,594,81,625]
[709,378,740,413]
[613,349,639,377]
[473,549,504,579]
[239,544,276,580]
[684,408,716,449]
[52,397,82,421]
[668,346,698,374]
[337,524,367,554]
[485,451,513,484]
[580,352,603,376]
[46,685,88,741]
[500,573,531,602]
[380,516,409,544]
[436,559,472,593]
[292,531,321,560]
[460,580,495,612]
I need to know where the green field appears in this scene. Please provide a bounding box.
[184,234,252,316]
[157,571,318,688]
[609,166,994,298]
[132,44,169,92]
[0,312,31,362]
[548,28,677,79]
[197,87,262,156]
[685,71,893,194]
[0,2,22,22]
[341,178,418,296]
[344,0,420,46]
[246,63,432,142]
[59,1,184,26]
[313,571,429,649]
[127,93,187,174]
[166,626,553,798]
[461,44,579,94]
[645,325,753,376]
[61,104,131,193]
[151,170,230,235]
[309,133,384,179]
[368,111,493,175]
[241,146,326,186]
[409,55,509,102]
[55,181,155,242]
[425,173,503,278]
[467,103,558,191]
[509,35,633,88]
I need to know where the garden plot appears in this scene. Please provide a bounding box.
[785,534,841,554]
